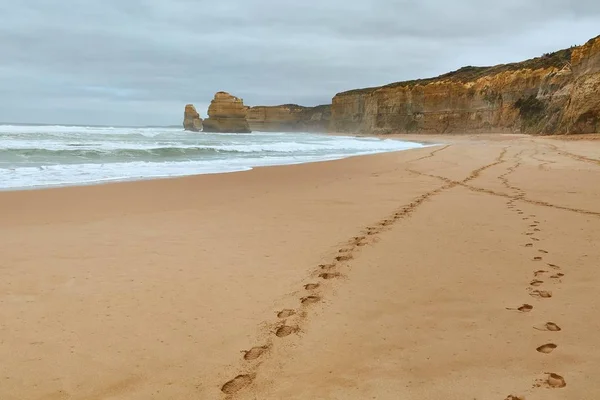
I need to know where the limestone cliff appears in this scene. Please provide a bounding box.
[183,104,203,132]
[247,104,331,132]
[203,92,251,133]
[331,35,600,135]
[559,36,600,134]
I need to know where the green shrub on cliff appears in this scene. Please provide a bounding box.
[515,95,547,129]
[341,48,573,96]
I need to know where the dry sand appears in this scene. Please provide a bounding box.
[0,134,599,399]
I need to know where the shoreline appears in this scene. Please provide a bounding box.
[1,134,599,399]
[0,135,433,193]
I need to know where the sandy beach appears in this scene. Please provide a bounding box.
[1,134,599,399]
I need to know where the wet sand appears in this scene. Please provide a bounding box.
[1,134,599,399]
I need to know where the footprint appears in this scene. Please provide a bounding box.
[319,272,341,280]
[526,233,534,236]
[335,254,353,262]
[243,346,269,360]
[301,296,321,305]
[545,373,567,388]
[350,236,367,246]
[221,374,255,394]
[531,238,540,242]
[338,248,353,254]
[504,396,525,400]
[530,290,552,298]
[536,343,558,354]
[319,264,336,271]
[525,243,534,247]
[275,325,298,337]
[550,273,565,279]
[530,279,544,287]
[533,256,543,261]
[534,270,547,277]
[539,250,549,254]
[534,322,562,332]
[304,283,320,290]
[545,322,562,331]
[366,227,380,235]
[534,228,541,232]
[277,309,295,319]
[507,304,533,312]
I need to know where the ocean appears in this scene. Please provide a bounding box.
[0,125,426,190]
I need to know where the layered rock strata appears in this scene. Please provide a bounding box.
[331,35,600,135]
[202,92,251,133]
[246,104,331,132]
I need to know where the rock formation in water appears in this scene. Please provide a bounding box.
[246,104,331,132]
[183,104,203,132]
[330,35,600,135]
[202,92,251,133]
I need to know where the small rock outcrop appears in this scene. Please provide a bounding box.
[183,104,203,132]
[202,92,251,133]
[247,104,331,132]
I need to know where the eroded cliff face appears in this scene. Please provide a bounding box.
[559,36,600,134]
[331,35,600,135]
[203,92,251,133]
[183,104,203,132]
[247,104,331,132]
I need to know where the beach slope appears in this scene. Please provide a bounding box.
[1,134,599,399]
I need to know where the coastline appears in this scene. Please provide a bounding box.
[1,134,600,399]
[0,130,428,193]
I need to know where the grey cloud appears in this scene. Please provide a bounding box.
[0,0,599,125]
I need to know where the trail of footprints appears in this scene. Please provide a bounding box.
[415,147,600,218]
[219,171,455,395]
[220,147,578,396]
[545,143,600,167]
[406,147,574,396]
[501,156,567,396]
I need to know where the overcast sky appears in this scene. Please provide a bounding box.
[1,1,599,126]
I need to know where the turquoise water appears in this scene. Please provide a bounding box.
[0,125,426,190]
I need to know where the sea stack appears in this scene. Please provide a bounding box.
[183,104,203,132]
[203,92,251,133]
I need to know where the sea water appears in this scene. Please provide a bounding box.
[0,125,426,190]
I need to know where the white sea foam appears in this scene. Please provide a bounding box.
[0,125,429,190]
